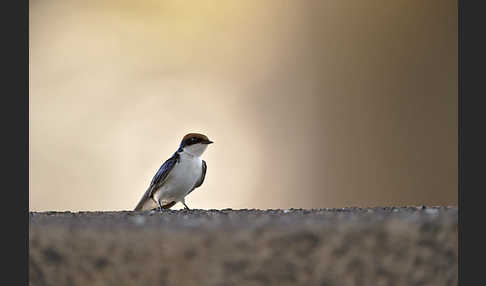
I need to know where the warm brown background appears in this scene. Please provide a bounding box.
[29,0,457,211]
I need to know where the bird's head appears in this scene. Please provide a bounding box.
[178,133,213,157]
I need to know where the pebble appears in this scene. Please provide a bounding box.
[131,216,146,225]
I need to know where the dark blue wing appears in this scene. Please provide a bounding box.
[187,160,206,195]
[134,152,180,211]
[149,153,179,191]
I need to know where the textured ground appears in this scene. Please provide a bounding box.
[29,206,457,286]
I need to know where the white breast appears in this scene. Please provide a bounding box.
[153,155,202,204]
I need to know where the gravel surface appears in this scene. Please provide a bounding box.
[29,206,458,286]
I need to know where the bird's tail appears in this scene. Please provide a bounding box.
[133,199,146,211]
[134,190,156,211]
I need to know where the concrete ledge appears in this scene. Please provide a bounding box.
[29,207,457,286]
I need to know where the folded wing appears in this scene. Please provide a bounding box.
[134,152,180,211]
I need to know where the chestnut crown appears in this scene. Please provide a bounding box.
[180,133,213,147]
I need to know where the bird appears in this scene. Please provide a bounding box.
[134,133,213,211]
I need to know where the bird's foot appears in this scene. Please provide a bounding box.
[157,201,164,212]
[183,202,191,210]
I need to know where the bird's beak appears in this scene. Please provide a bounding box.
[203,140,214,145]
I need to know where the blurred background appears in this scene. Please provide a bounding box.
[29,0,457,211]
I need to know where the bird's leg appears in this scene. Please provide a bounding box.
[182,200,191,210]
[157,199,164,212]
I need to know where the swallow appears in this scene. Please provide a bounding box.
[134,133,213,211]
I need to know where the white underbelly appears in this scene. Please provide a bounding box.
[153,157,202,204]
